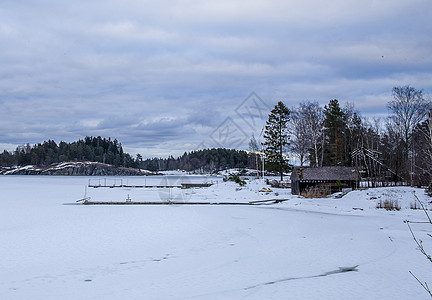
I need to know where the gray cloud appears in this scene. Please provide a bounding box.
[0,0,431,157]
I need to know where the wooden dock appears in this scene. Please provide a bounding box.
[180,183,213,189]
[89,184,182,188]
[82,198,288,206]
[88,183,213,189]
[84,201,250,205]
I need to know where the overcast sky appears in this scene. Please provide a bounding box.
[1,0,431,158]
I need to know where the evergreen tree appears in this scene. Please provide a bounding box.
[262,101,291,180]
[322,99,350,166]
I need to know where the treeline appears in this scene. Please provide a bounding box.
[138,148,251,172]
[0,136,134,168]
[0,136,255,173]
[286,85,432,186]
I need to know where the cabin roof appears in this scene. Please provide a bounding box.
[291,166,359,181]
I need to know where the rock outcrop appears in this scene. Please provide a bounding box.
[1,162,159,176]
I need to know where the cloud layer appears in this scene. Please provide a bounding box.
[0,0,431,157]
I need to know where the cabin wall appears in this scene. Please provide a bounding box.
[291,180,300,195]
[294,180,358,196]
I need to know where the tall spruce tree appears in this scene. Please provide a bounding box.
[262,101,291,180]
[323,99,350,166]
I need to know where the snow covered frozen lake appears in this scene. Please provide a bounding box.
[1,175,432,299]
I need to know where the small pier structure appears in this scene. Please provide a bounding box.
[88,178,213,189]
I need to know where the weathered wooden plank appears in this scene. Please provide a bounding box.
[83,201,252,205]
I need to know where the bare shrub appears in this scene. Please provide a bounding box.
[410,201,421,210]
[376,199,401,211]
[301,187,330,198]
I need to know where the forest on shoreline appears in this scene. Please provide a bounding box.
[0,136,255,173]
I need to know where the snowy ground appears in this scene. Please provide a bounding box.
[1,175,432,299]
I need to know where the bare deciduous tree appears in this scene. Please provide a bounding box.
[248,135,260,178]
[290,101,326,167]
[305,102,325,167]
[290,101,325,167]
[290,107,311,167]
[387,86,431,184]
[388,86,429,149]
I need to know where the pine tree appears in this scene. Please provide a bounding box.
[323,99,350,166]
[262,101,291,180]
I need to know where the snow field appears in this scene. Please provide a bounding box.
[1,176,432,299]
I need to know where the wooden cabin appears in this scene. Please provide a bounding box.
[291,166,359,195]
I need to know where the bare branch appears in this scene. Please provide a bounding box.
[413,193,432,223]
[406,221,432,263]
[409,271,432,297]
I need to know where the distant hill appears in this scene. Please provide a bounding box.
[0,136,259,174]
[0,136,133,168]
